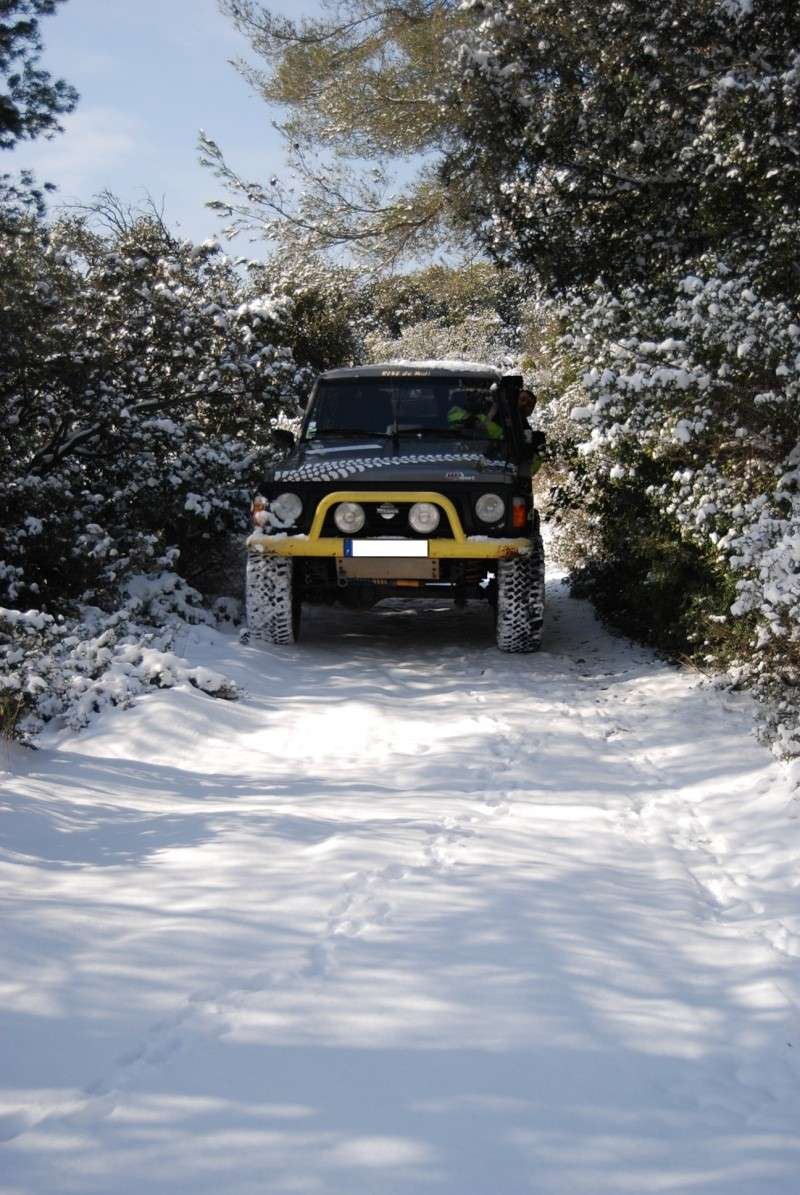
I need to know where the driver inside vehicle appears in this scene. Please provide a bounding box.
[446,389,504,440]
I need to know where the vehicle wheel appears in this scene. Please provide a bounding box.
[495,534,544,653]
[246,551,301,644]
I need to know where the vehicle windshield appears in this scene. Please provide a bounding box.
[304,377,509,444]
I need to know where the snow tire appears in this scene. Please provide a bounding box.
[246,550,300,645]
[495,534,544,653]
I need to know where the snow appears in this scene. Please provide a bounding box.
[383,358,504,375]
[0,607,54,632]
[720,0,753,19]
[2,572,800,1193]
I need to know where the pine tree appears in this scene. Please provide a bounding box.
[0,0,78,221]
[206,0,469,267]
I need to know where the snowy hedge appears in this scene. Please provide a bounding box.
[538,259,800,755]
[0,214,303,611]
[361,263,528,369]
[436,0,800,756]
[0,211,306,739]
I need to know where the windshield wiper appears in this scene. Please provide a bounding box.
[310,429,392,439]
[396,426,504,441]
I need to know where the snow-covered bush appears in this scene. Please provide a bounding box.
[0,572,237,743]
[364,311,517,370]
[246,248,365,384]
[0,210,305,740]
[361,263,527,369]
[434,0,800,754]
[0,213,300,615]
[538,260,800,753]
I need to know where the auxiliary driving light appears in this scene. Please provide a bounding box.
[334,501,366,534]
[408,502,440,534]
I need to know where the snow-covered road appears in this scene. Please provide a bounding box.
[2,573,800,1194]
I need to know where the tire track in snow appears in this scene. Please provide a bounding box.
[563,661,800,1131]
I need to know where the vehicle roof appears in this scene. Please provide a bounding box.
[319,360,505,381]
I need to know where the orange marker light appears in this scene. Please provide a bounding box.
[512,497,527,529]
[251,495,268,527]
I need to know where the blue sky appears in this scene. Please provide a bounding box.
[12,0,312,245]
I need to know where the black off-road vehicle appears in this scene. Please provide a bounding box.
[245,362,545,652]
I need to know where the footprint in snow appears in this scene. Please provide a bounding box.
[426,842,458,870]
[604,725,631,741]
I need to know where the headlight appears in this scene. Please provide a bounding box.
[333,501,365,533]
[408,501,440,534]
[475,492,505,523]
[271,492,303,525]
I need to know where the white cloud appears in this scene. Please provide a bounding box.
[14,107,144,202]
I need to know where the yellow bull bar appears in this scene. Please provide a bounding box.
[246,490,532,560]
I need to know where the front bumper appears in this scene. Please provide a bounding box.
[246,489,532,561]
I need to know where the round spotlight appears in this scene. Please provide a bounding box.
[333,502,366,534]
[408,502,440,534]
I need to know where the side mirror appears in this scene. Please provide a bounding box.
[516,389,537,419]
[272,428,296,452]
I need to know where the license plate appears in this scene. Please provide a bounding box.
[345,539,428,558]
